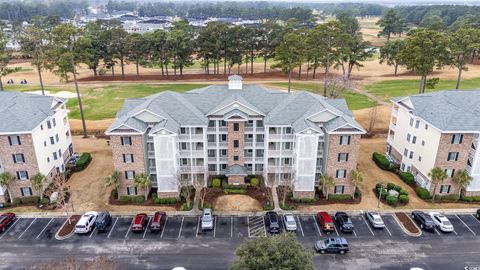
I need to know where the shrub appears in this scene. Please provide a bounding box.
[434,194,460,201]
[133,196,145,204]
[375,183,382,190]
[224,189,246,194]
[399,189,409,196]
[386,195,398,205]
[399,194,409,204]
[200,201,212,210]
[394,185,402,192]
[280,203,296,210]
[75,153,92,171]
[399,172,415,185]
[151,193,158,199]
[180,203,193,211]
[223,184,247,190]
[154,197,178,204]
[111,189,118,199]
[416,187,431,200]
[40,198,50,205]
[250,178,259,187]
[462,196,480,202]
[21,196,40,204]
[372,152,391,170]
[119,196,130,203]
[263,202,274,211]
[212,178,221,188]
[386,183,395,191]
[328,194,353,200]
[119,195,145,204]
[290,197,319,203]
[12,198,22,205]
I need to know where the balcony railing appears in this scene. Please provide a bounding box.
[256,142,265,148]
[179,166,205,173]
[267,166,293,173]
[268,150,293,157]
[178,150,204,157]
[269,134,294,141]
[178,134,203,141]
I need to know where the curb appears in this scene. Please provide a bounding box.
[392,212,422,237]
[55,218,76,241]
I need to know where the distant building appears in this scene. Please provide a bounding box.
[106,76,365,199]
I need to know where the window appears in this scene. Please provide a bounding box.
[208,120,215,127]
[220,149,227,157]
[181,159,188,165]
[17,171,29,180]
[220,120,227,127]
[284,142,292,150]
[121,136,132,145]
[412,136,417,144]
[53,152,58,160]
[404,148,408,157]
[415,120,420,128]
[284,158,291,165]
[127,187,137,195]
[50,137,55,145]
[125,170,135,180]
[257,120,264,127]
[208,164,216,171]
[52,118,56,127]
[58,149,62,158]
[340,135,351,145]
[40,125,43,131]
[233,123,239,131]
[12,154,25,163]
[256,149,264,157]
[439,185,451,194]
[336,169,346,179]
[445,169,455,178]
[180,128,187,134]
[44,141,47,147]
[409,118,414,127]
[418,156,422,162]
[180,142,188,150]
[401,163,405,170]
[47,120,52,129]
[285,127,292,134]
[425,124,428,130]
[55,134,59,143]
[207,134,215,142]
[208,150,216,157]
[451,134,463,145]
[233,155,239,161]
[47,157,50,163]
[338,153,349,162]
[20,187,32,197]
[447,152,459,161]
[66,131,70,138]
[123,154,134,163]
[406,133,411,142]
[8,135,21,145]
[334,185,344,194]
[422,140,425,146]
[409,151,414,159]
[234,140,239,148]
[220,164,227,170]
[220,134,227,142]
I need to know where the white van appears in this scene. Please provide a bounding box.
[75,211,99,234]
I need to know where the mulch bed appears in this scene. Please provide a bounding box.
[57,215,81,238]
[202,187,225,208]
[108,189,195,209]
[395,212,420,234]
[245,187,270,205]
[372,188,408,207]
[278,187,361,207]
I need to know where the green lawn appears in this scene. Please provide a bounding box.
[266,82,377,110]
[364,77,480,101]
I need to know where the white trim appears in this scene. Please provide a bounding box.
[329,123,366,134]
[105,123,143,135]
[131,108,166,121]
[306,108,340,120]
[207,101,265,116]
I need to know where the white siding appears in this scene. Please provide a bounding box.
[293,132,319,192]
[154,133,179,193]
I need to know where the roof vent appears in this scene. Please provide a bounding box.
[228,75,243,90]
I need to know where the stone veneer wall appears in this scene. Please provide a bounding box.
[0,134,39,200]
[110,135,146,196]
[325,134,361,196]
[431,133,474,195]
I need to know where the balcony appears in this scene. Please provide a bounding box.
[178,150,204,157]
[255,157,264,162]
[245,126,253,133]
[179,166,205,173]
[268,150,293,157]
[269,134,294,141]
[207,157,216,163]
[147,150,155,158]
[256,142,265,148]
[267,166,293,173]
[389,123,396,131]
[178,134,203,141]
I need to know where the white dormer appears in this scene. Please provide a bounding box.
[228,75,243,90]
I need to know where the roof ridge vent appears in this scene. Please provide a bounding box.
[228,75,243,90]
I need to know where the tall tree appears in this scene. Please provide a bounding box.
[350,170,364,199]
[134,173,152,200]
[149,29,170,76]
[126,33,147,77]
[0,172,15,204]
[47,23,88,138]
[0,32,20,91]
[377,9,406,40]
[337,33,374,80]
[379,39,406,76]
[428,167,448,201]
[320,174,335,199]
[168,20,194,76]
[452,169,473,197]
[273,32,306,92]
[448,28,479,89]
[258,20,283,73]
[336,11,361,35]
[231,234,314,270]
[105,170,121,200]
[421,14,445,31]
[110,27,128,77]
[31,173,46,200]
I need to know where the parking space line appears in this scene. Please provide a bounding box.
[456,215,476,236]
[352,228,357,237]
[296,216,304,237]
[262,217,266,237]
[361,215,375,236]
[124,219,134,239]
[247,216,251,237]
[384,217,392,236]
[312,215,322,237]
[334,227,339,236]
[177,217,184,239]
[36,218,53,239]
[143,217,152,239]
[18,218,37,239]
[452,229,458,236]
[0,218,20,240]
[160,216,168,238]
[107,217,119,239]
[89,227,97,239]
[213,216,217,238]
[433,227,441,235]
[230,216,233,238]
[196,216,201,238]
[472,214,480,225]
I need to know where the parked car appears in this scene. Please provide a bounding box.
[316,212,335,233]
[0,213,16,232]
[95,211,112,232]
[67,153,80,165]
[75,211,98,234]
[265,211,281,234]
[429,212,454,232]
[150,211,167,232]
[201,208,214,231]
[283,214,297,232]
[335,212,354,233]
[132,213,149,232]
[314,237,349,254]
[411,211,435,231]
[365,211,385,229]
[476,209,480,219]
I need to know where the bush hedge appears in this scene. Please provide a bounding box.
[180,203,193,211]
[328,194,353,200]
[280,203,296,210]
[399,189,409,196]
[224,189,246,194]
[387,183,395,190]
[212,178,221,188]
[75,153,92,171]
[223,184,248,190]
[399,194,409,204]
[154,197,178,205]
[263,203,274,211]
[250,178,259,186]
[433,194,460,201]
[372,152,391,170]
[386,195,398,205]
[393,185,402,192]
[119,195,145,204]
[416,187,431,200]
[399,172,415,185]
[462,196,480,202]
[13,196,40,205]
[290,197,319,203]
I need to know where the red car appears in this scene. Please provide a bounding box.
[0,213,16,232]
[150,211,167,232]
[131,213,148,232]
[316,212,335,234]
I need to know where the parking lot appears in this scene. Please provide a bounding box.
[2,213,480,243]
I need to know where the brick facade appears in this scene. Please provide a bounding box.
[388,145,403,164]
[325,134,361,196]
[227,120,245,184]
[228,175,245,185]
[293,190,315,199]
[110,135,147,196]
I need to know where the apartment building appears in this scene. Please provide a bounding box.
[386,90,480,196]
[105,76,365,199]
[0,91,74,203]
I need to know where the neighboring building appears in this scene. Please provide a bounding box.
[386,90,480,196]
[105,76,365,199]
[0,92,74,203]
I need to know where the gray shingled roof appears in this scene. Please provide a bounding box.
[0,91,65,133]
[106,84,364,134]
[392,90,480,132]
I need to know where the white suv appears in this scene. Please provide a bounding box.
[75,211,99,234]
[201,208,214,231]
[429,212,454,232]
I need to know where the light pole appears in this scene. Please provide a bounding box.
[377,182,384,208]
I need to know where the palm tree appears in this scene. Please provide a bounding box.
[134,173,152,200]
[320,174,335,199]
[428,167,448,201]
[0,172,15,203]
[452,169,473,197]
[350,170,364,199]
[105,170,121,200]
[31,173,46,200]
